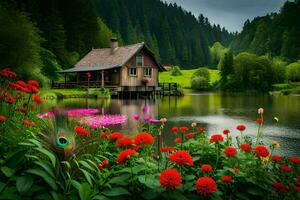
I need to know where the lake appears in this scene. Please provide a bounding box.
[42,93,300,156]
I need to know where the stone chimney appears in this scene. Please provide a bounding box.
[110,37,118,54]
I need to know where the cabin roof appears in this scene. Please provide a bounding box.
[60,42,165,73]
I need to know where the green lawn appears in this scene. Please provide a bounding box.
[159,69,220,88]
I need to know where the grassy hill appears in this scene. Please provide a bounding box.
[159,69,220,89]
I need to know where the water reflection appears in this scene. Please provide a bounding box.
[42,93,300,156]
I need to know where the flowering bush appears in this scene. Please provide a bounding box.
[0,73,299,200]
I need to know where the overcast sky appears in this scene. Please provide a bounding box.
[163,0,287,32]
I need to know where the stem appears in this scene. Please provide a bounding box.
[215,142,220,169]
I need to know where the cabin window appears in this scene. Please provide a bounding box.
[144,68,152,76]
[128,68,137,76]
[136,56,144,66]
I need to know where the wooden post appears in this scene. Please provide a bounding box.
[101,70,104,87]
[64,73,67,88]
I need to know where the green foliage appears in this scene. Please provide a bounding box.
[210,42,229,67]
[287,60,300,82]
[190,76,209,90]
[231,1,300,61]
[219,51,234,89]
[41,49,62,81]
[170,66,183,76]
[192,67,211,82]
[271,57,287,83]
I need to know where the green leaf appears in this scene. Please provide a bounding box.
[247,187,263,196]
[26,169,57,190]
[0,182,5,193]
[4,150,27,169]
[34,147,56,167]
[16,175,33,193]
[138,175,160,189]
[79,160,96,172]
[27,138,43,148]
[0,167,15,177]
[93,195,109,200]
[108,174,131,186]
[71,180,81,190]
[141,189,159,200]
[33,161,55,178]
[79,169,94,185]
[102,187,130,196]
[79,182,92,200]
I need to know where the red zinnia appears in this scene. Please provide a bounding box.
[195,177,217,196]
[116,149,136,164]
[255,145,269,157]
[160,146,174,153]
[169,150,194,166]
[28,80,39,87]
[198,127,204,133]
[171,127,178,133]
[180,126,189,133]
[159,169,182,189]
[297,174,300,183]
[288,156,300,164]
[23,119,34,127]
[186,133,194,139]
[221,175,232,183]
[234,168,240,174]
[240,144,252,153]
[224,146,237,157]
[100,129,108,139]
[0,116,7,122]
[279,165,293,173]
[174,137,181,143]
[102,160,109,168]
[272,155,282,163]
[222,129,230,135]
[272,182,287,193]
[201,164,212,172]
[134,132,154,145]
[116,137,133,148]
[256,118,263,124]
[74,126,89,136]
[236,124,246,131]
[109,132,123,141]
[32,95,43,104]
[209,134,223,143]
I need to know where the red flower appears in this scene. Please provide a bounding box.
[179,126,189,133]
[109,132,123,141]
[32,95,42,104]
[0,68,16,77]
[17,107,27,113]
[134,132,154,145]
[234,168,240,174]
[279,165,293,173]
[159,169,182,189]
[116,149,136,164]
[240,144,252,153]
[198,127,204,133]
[290,184,300,192]
[186,133,194,139]
[256,118,263,124]
[160,146,174,153]
[5,96,16,104]
[85,72,91,78]
[255,145,269,157]
[221,175,232,183]
[0,116,7,122]
[171,127,178,133]
[74,126,89,136]
[27,80,39,87]
[209,134,223,143]
[29,85,39,93]
[224,146,237,157]
[201,164,212,172]
[236,124,246,131]
[23,119,34,127]
[174,137,181,143]
[132,145,140,151]
[222,129,230,135]
[102,160,109,168]
[272,182,287,193]
[116,137,133,148]
[297,174,300,183]
[100,129,108,139]
[288,156,300,164]
[272,155,282,163]
[169,150,194,166]
[195,177,217,196]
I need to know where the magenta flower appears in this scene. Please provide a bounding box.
[142,104,150,114]
[133,114,140,120]
[149,118,160,123]
[144,116,151,122]
[37,112,54,119]
[67,109,99,117]
[81,114,127,128]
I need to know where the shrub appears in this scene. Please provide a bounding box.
[287,60,300,82]
[192,67,210,83]
[191,76,209,90]
[170,66,182,76]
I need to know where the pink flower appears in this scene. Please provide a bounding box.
[258,108,264,114]
[132,114,140,120]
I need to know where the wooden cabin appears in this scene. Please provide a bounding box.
[53,38,165,97]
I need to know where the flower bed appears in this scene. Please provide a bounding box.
[0,68,299,199]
